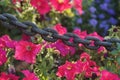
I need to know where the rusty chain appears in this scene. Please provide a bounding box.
[0,13,120,51]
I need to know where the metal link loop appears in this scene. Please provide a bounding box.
[62,33,79,47]
[53,34,69,40]
[10,21,28,29]
[95,41,112,47]
[104,38,120,51]
[0,15,7,21]
[41,28,58,42]
[22,21,49,36]
[74,38,90,45]
[84,36,101,50]
[0,13,120,51]
[21,21,36,36]
[2,13,18,21]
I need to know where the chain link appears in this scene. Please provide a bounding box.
[41,28,58,42]
[62,33,80,47]
[0,13,120,51]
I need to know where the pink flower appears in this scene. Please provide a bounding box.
[88,32,103,40]
[50,0,72,12]
[97,46,106,54]
[84,60,100,78]
[22,70,39,80]
[56,61,79,80]
[0,48,7,66]
[80,52,90,61]
[14,41,41,63]
[45,40,75,56]
[53,24,67,35]
[73,0,83,15]
[100,70,120,80]
[54,40,76,56]
[73,28,87,39]
[0,35,15,49]
[30,0,51,15]
[0,72,19,80]
[76,52,100,78]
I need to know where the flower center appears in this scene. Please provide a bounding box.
[67,65,72,70]
[26,46,32,51]
[81,58,87,62]
[58,0,64,3]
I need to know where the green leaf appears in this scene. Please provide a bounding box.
[117,43,120,52]
[116,56,120,65]
[110,50,119,55]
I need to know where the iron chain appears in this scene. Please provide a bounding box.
[0,13,120,51]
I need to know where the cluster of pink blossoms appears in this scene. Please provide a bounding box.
[56,52,120,80]
[0,70,39,80]
[30,0,82,15]
[45,23,106,56]
[0,34,41,64]
[0,34,40,79]
[56,52,100,80]
[0,27,120,79]
[12,0,83,15]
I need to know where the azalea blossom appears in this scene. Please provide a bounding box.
[22,70,39,80]
[50,0,72,12]
[14,41,41,63]
[0,48,7,66]
[56,61,79,80]
[30,0,51,15]
[0,72,19,80]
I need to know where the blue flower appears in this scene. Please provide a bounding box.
[104,0,111,3]
[89,19,98,27]
[102,25,109,36]
[99,21,110,36]
[108,17,118,25]
[77,18,83,24]
[98,14,105,19]
[106,9,115,15]
[100,3,108,11]
[91,14,97,18]
[89,6,96,13]
[99,20,108,28]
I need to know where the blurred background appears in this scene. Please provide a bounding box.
[0,0,120,37]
